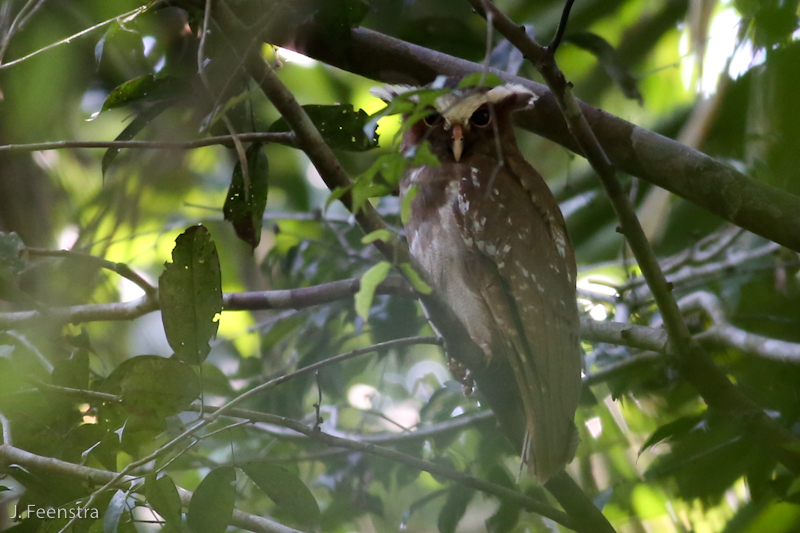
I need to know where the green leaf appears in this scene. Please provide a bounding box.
[564,32,642,104]
[100,75,187,113]
[223,143,269,248]
[0,232,25,284]
[103,490,126,533]
[325,185,352,210]
[51,350,89,390]
[361,229,393,245]
[787,476,800,497]
[187,467,236,533]
[145,474,183,528]
[103,355,201,418]
[639,414,704,456]
[401,185,419,225]
[458,72,504,88]
[398,263,432,294]
[438,485,475,533]
[159,225,222,365]
[102,100,172,175]
[407,140,440,167]
[270,104,379,151]
[484,467,520,533]
[241,462,321,528]
[354,261,392,321]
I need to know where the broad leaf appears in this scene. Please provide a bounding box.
[565,32,642,104]
[223,143,269,248]
[159,225,222,365]
[187,467,236,533]
[438,485,475,533]
[145,474,182,528]
[270,104,379,151]
[241,462,321,528]
[103,490,127,533]
[103,355,201,417]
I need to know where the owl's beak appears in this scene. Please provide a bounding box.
[452,124,464,162]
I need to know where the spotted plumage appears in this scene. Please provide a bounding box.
[373,78,581,482]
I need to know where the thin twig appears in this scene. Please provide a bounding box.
[0,4,151,70]
[25,247,157,297]
[0,412,11,446]
[197,0,250,197]
[0,0,47,66]
[548,0,576,53]
[0,132,296,153]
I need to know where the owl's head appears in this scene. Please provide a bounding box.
[371,77,536,162]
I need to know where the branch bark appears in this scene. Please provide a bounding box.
[290,27,800,253]
[0,444,303,533]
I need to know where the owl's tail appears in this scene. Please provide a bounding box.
[522,419,580,483]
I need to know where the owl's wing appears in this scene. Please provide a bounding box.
[454,154,581,482]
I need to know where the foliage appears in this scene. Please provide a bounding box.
[0,1,798,533]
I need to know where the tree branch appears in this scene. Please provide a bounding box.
[0,133,296,153]
[197,406,578,529]
[0,444,303,533]
[292,27,800,253]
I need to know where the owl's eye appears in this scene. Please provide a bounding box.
[470,107,491,127]
[423,111,442,126]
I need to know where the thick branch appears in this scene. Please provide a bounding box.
[292,27,800,253]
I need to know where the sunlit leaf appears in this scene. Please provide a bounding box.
[355,261,392,320]
[401,185,419,225]
[458,72,504,88]
[398,263,431,294]
[270,104,378,151]
[361,229,393,245]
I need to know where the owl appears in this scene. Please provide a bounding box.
[372,78,581,482]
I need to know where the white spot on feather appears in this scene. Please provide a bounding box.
[471,167,480,188]
[552,227,567,258]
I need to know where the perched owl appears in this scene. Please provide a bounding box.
[372,78,581,482]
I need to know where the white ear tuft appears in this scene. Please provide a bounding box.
[486,84,538,109]
[369,84,420,103]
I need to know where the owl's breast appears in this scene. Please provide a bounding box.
[402,168,495,351]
